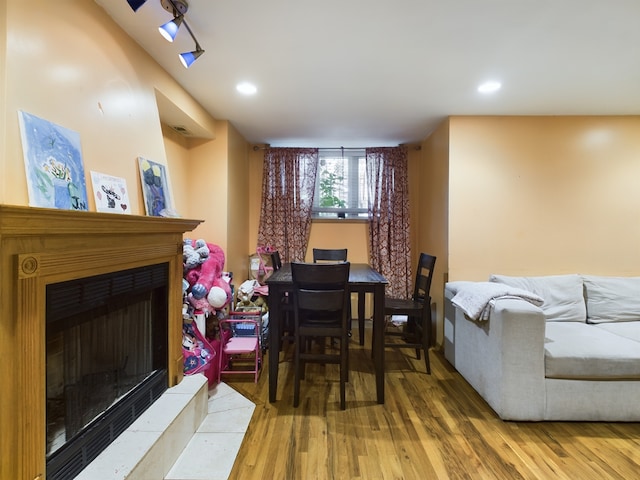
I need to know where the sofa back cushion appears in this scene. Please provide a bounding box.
[582,275,640,323]
[489,274,585,322]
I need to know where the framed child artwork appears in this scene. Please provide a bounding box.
[137,157,173,216]
[18,110,89,211]
[90,171,131,214]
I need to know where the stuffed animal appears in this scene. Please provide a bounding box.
[236,295,268,314]
[208,283,230,309]
[235,279,268,314]
[187,292,215,315]
[183,238,210,271]
[184,241,232,313]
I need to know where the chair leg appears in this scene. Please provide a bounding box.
[423,312,432,375]
[423,348,431,375]
[407,317,421,360]
[340,336,348,410]
[255,347,260,383]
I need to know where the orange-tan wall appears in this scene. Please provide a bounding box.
[1,0,250,277]
[0,0,6,204]
[420,115,640,346]
[448,115,640,279]
[416,120,450,345]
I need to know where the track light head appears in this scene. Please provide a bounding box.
[179,47,204,68]
[158,14,184,42]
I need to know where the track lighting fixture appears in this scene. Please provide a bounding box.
[127,0,205,68]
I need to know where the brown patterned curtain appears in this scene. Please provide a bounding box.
[257,147,319,262]
[365,146,413,298]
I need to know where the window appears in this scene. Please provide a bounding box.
[312,149,368,219]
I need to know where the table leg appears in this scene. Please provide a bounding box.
[268,285,281,403]
[358,289,366,346]
[373,283,385,404]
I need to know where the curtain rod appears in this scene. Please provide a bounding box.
[252,145,421,151]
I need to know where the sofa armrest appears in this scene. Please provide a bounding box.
[449,291,547,420]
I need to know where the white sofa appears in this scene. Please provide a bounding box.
[444,274,640,421]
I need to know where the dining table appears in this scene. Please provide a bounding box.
[266,262,389,404]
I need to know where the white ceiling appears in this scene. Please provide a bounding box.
[96,0,640,148]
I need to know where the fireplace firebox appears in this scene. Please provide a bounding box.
[45,263,170,479]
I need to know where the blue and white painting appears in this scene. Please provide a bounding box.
[138,157,173,217]
[18,110,89,211]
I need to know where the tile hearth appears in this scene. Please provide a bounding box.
[76,375,254,480]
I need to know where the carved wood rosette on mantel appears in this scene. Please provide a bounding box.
[0,205,202,480]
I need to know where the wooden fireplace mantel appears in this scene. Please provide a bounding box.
[0,205,202,480]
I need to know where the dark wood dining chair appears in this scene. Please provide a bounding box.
[312,248,366,344]
[382,252,436,374]
[291,261,351,410]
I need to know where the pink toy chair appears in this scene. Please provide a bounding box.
[218,311,262,383]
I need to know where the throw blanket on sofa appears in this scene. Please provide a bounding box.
[451,282,544,321]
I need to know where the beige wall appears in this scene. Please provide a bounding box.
[0,0,6,203]
[226,123,252,281]
[163,119,250,279]
[162,124,193,217]
[417,120,450,345]
[186,120,230,248]
[448,116,640,280]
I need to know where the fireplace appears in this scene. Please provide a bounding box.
[0,205,201,480]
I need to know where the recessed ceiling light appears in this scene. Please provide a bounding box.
[236,82,257,95]
[477,81,502,94]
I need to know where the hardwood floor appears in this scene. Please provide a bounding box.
[224,323,640,479]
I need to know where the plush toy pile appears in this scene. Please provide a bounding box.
[181,239,233,384]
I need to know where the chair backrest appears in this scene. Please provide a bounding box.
[312,248,348,263]
[270,250,282,270]
[291,262,350,324]
[413,253,437,304]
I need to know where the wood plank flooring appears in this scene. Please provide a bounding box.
[223,323,640,479]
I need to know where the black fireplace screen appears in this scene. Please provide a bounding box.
[45,263,169,479]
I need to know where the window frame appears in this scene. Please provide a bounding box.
[312,149,368,220]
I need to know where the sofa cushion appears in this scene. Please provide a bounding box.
[489,274,585,322]
[594,322,640,343]
[545,322,640,379]
[582,275,640,324]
